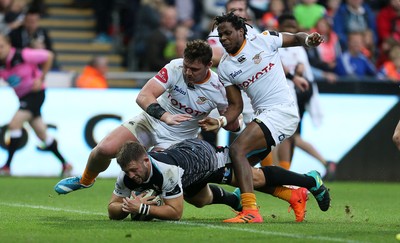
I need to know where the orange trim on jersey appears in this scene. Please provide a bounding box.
[195,69,211,85]
[229,39,247,57]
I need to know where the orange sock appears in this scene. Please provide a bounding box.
[279,160,291,170]
[272,186,292,202]
[80,167,99,186]
[241,193,258,210]
[260,153,273,166]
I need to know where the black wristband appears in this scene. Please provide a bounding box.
[146,103,166,120]
[286,73,294,80]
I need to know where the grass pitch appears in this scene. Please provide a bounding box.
[0,177,399,243]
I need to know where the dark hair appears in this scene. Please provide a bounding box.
[277,13,297,25]
[116,141,147,169]
[212,11,249,37]
[26,7,41,16]
[184,40,212,65]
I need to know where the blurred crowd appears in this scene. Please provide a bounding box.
[83,0,399,83]
[0,0,399,83]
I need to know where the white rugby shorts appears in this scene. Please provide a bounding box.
[254,102,299,145]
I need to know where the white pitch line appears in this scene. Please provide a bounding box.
[0,202,107,216]
[1,202,364,243]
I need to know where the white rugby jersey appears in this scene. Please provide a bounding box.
[150,58,228,140]
[208,25,260,121]
[218,30,294,111]
[278,46,314,82]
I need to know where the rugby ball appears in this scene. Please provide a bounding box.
[130,189,163,221]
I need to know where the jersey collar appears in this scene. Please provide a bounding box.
[229,39,247,57]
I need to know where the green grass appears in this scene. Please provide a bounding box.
[1,177,399,243]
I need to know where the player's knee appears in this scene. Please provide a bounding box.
[229,143,244,158]
[108,208,127,220]
[191,201,207,208]
[93,143,117,158]
[185,196,208,208]
[252,168,266,188]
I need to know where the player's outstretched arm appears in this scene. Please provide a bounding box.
[136,78,166,110]
[281,32,323,48]
[123,193,184,221]
[146,196,184,220]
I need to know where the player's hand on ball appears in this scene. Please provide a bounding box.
[122,191,160,213]
[198,117,220,131]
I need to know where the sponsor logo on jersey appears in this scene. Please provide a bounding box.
[173,85,187,95]
[237,63,275,90]
[229,69,242,79]
[196,96,208,105]
[210,81,222,90]
[167,94,207,116]
[252,51,264,64]
[278,134,285,142]
[237,55,246,63]
[269,30,279,36]
[155,68,168,83]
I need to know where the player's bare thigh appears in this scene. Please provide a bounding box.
[94,125,138,157]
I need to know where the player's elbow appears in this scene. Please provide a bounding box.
[167,211,182,221]
[108,207,128,220]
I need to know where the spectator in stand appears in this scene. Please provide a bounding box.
[333,0,377,52]
[8,8,60,70]
[128,0,166,71]
[0,0,26,34]
[334,31,377,79]
[324,0,342,22]
[378,45,400,83]
[259,0,285,31]
[376,0,400,63]
[293,0,326,31]
[164,24,191,60]
[248,0,269,20]
[75,56,109,89]
[200,0,228,38]
[307,17,340,83]
[285,0,298,13]
[143,5,178,71]
[92,0,114,43]
[376,0,400,62]
[376,37,400,69]
[174,0,202,39]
